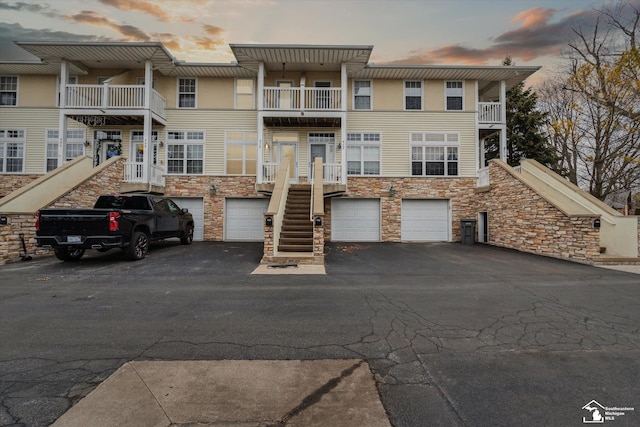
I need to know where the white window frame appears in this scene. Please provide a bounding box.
[445,81,464,111]
[353,80,372,110]
[0,129,26,173]
[346,132,381,176]
[404,80,422,111]
[177,77,197,109]
[0,76,18,107]
[235,78,255,109]
[166,130,205,175]
[225,130,258,175]
[45,128,86,172]
[410,132,459,176]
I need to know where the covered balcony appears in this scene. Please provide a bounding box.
[64,84,166,120]
[263,87,342,112]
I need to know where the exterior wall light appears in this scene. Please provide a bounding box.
[209,184,217,195]
[389,186,396,197]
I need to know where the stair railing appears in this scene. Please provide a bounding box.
[264,148,292,257]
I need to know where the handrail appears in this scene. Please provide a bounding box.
[312,157,325,220]
[264,147,293,256]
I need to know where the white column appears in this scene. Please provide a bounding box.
[500,81,507,160]
[257,63,265,184]
[58,60,69,166]
[341,63,348,185]
[143,61,153,183]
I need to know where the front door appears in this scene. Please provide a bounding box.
[130,131,158,179]
[272,132,298,183]
[276,80,294,109]
[314,81,332,109]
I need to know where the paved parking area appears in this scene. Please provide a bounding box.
[1,242,639,426]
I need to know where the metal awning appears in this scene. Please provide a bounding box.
[229,44,373,75]
[353,65,541,91]
[14,42,177,75]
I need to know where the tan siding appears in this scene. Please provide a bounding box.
[465,81,476,111]
[372,80,403,110]
[347,111,477,177]
[164,110,257,174]
[424,80,443,111]
[18,75,57,108]
[197,77,235,109]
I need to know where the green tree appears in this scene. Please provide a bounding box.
[490,56,557,168]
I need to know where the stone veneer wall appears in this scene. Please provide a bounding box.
[330,177,478,242]
[0,159,125,264]
[164,175,264,241]
[0,175,41,197]
[475,161,601,263]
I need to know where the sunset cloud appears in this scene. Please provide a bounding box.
[385,6,598,66]
[67,10,151,41]
[99,0,172,23]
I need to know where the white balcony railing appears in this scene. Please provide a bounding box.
[263,87,342,111]
[478,102,502,123]
[124,162,165,186]
[262,162,280,183]
[65,84,166,118]
[309,163,342,184]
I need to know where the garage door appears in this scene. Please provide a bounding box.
[225,198,269,241]
[401,199,449,241]
[172,197,204,241]
[332,199,380,241]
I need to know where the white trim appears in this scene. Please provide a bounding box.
[445,80,464,111]
[403,79,423,111]
[235,77,255,109]
[346,132,382,176]
[165,129,206,175]
[176,77,197,109]
[0,128,26,173]
[0,75,19,107]
[224,130,258,175]
[352,79,372,110]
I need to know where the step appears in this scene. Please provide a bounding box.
[282,225,314,232]
[280,239,313,247]
[281,231,313,238]
[278,244,313,252]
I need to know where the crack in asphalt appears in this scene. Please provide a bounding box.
[2,284,640,426]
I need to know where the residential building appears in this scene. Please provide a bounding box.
[0,42,637,265]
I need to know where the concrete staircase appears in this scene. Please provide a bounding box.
[278,185,313,253]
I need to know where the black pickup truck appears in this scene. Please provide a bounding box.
[36,194,194,261]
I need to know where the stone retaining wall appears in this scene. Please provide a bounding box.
[0,159,125,264]
[475,161,601,263]
[0,175,41,197]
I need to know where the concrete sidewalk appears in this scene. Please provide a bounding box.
[52,360,390,427]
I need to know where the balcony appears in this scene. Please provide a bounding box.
[478,102,502,124]
[123,162,165,187]
[263,87,342,111]
[64,84,166,119]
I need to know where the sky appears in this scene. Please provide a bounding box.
[0,0,635,75]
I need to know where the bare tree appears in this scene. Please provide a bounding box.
[541,0,640,201]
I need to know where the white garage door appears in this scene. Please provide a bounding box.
[332,199,380,241]
[225,198,269,241]
[401,199,449,241]
[172,197,204,241]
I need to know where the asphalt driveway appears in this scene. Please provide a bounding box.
[1,242,639,426]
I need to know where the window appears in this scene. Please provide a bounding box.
[404,81,422,110]
[347,133,381,175]
[0,129,25,173]
[177,78,196,108]
[0,76,18,106]
[446,81,463,111]
[45,129,86,171]
[410,132,459,176]
[225,131,257,175]
[236,79,255,109]
[353,80,371,110]
[167,131,204,174]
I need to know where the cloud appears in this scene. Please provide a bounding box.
[203,24,225,37]
[99,0,172,22]
[0,1,62,19]
[67,10,152,41]
[385,6,599,66]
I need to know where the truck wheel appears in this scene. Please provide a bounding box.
[124,231,149,260]
[54,247,85,261]
[181,225,194,245]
